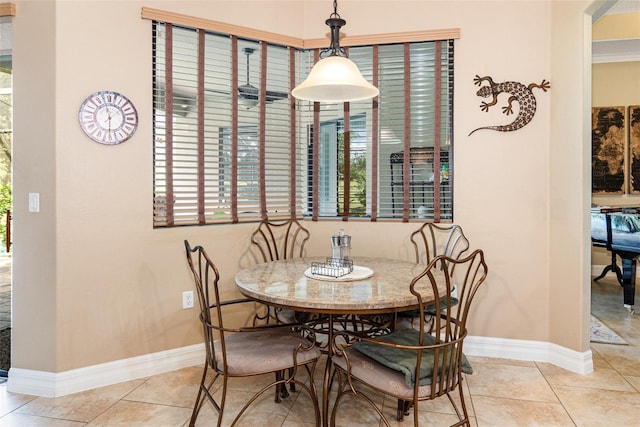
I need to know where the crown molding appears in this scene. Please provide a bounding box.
[592,38,640,63]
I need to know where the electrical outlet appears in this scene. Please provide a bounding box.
[182,290,194,309]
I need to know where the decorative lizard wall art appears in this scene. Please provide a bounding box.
[469,75,550,136]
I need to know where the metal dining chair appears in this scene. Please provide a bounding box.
[251,218,310,263]
[410,222,470,266]
[330,250,488,427]
[184,240,321,427]
[250,218,321,397]
[250,219,311,325]
[397,222,471,331]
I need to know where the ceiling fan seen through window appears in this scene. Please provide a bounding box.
[206,47,289,109]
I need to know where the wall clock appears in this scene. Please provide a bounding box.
[78,90,138,145]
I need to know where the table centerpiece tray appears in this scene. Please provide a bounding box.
[304,262,374,282]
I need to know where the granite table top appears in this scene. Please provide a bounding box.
[234,256,444,314]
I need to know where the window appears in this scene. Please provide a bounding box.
[309,114,368,217]
[152,24,301,226]
[302,42,454,221]
[146,9,457,227]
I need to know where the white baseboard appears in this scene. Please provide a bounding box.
[464,336,593,375]
[6,343,205,398]
[5,336,593,398]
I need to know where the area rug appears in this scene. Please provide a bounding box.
[590,315,628,345]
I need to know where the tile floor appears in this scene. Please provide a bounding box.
[0,273,638,426]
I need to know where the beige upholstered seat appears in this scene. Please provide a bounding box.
[330,250,488,427]
[184,240,320,427]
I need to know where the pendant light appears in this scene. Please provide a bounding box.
[291,0,379,103]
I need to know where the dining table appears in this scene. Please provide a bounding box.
[234,255,445,426]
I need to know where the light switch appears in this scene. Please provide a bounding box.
[28,192,39,213]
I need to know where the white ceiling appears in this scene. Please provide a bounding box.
[593,0,640,63]
[606,0,640,15]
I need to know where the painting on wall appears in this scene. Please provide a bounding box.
[592,106,626,194]
[629,106,640,194]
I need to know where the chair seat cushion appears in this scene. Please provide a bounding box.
[214,329,320,375]
[350,329,472,388]
[333,348,433,399]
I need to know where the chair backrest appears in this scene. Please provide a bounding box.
[184,240,223,370]
[410,222,470,265]
[251,219,310,262]
[409,249,488,394]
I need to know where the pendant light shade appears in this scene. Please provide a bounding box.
[291,56,379,102]
[292,0,379,103]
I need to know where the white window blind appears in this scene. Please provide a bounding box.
[150,13,455,227]
[153,23,300,227]
[300,40,454,221]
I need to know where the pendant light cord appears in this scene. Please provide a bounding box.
[242,47,255,85]
[324,0,346,58]
[331,0,339,19]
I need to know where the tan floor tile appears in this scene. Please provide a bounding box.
[0,385,37,417]
[466,355,537,367]
[15,379,144,423]
[381,394,474,427]
[214,387,294,426]
[0,413,85,426]
[87,400,191,426]
[596,315,639,345]
[320,377,385,427]
[472,395,574,426]
[537,360,634,391]
[330,391,385,427]
[190,401,218,426]
[281,419,318,427]
[625,374,640,392]
[554,385,640,426]
[465,363,558,403]
[226,371,304,396]
[460,376,475,417]
[328,378,476,426]
[590,342,640,376]
[378,378,474,418]
[189,368,317,425]
[385,409,468,427]
[589,348,612,369]
[219,400,288,427]
[282,387,321,423]
[124,366,202,408]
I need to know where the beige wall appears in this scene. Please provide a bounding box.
[593,12,640,40]
[12,0,58,373]
[548,0,592,350]
[11,0,592,376]
[590,11,640,266]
